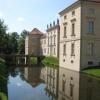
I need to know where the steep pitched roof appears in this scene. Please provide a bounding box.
[29,28,44,35]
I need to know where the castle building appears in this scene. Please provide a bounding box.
[59,0,100,71]
[46,20,60,58]
[25,28,44,56]
[40,34,47,56]
[25,0,100,71]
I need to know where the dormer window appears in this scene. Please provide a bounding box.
[88,8,95,14]
[72,11,75,16]
[64,15,67,20]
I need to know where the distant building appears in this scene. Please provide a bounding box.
[25,28,44,56]
[59,0,100,71]
[25,19,60,58]
[40,34,47,56]
[46,20,60,58]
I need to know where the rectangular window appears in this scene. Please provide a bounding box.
[71,43,75,56]
[62,80,65,92]
[44,39,46,44]
[54,48,55,55]
[88,61,93,65]
[64,26,67,38]
[48,48,49,54]
[88,8,95,14]
[63,44,66,56]
[50,36,52,45]
[70,84,73,97]
[72,11,75,16]
[88,21,94,33]
[88,43,94,56]
[64,15,67,20]
[48,37,49,46]
[54,35,56,45]
[71,23,75,36]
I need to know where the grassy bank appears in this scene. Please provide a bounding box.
[42,57,59,67]
[83,69,100,78]
[0,58,6,77]
[0,58,7,100]
[0,92,7,100]
[30,57,37,64]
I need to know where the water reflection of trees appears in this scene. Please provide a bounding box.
[3,66,100,100]
[0,66,8,100]
[7,67,25,81]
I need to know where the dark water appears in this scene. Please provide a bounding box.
[0,66,100,100]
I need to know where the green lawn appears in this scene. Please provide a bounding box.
[42,56,59,67]
[0,92,7,100]
[83,69,100,77]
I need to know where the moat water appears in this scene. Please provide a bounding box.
[0,65,100,100]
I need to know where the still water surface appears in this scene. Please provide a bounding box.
[1,66,100,100]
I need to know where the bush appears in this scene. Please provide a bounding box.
[0,92,7,100]
[0,58,5,64]
[42,56,59,67]
[30,57,37,64]
[0,57,6,79]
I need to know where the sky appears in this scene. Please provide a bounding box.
[0,0,75,34]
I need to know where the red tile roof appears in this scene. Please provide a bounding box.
[29,28,44,35]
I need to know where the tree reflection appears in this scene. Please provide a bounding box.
[0,65,8,100]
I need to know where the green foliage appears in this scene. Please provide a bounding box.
[83,69,100,77]
[8,32,19,54]
[0,58,5,64]
[0,19,8,54]
[30,57,37,64]
[0,92,7,100]
[42,57,59,67]
[18,30,29,54]
[0,58,6,76]
[0,19,19,54]
[0,19,29,55]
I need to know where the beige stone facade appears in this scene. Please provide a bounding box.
[40,34,47,56]
[59,0,100,71]
[25,0,100,71]
[46,20,60,58]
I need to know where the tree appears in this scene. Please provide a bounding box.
[0,19,8,54]
[18,30,29,54]
[9,32,19,54]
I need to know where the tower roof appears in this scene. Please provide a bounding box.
[29,28,44,35]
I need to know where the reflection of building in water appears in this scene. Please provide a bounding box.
[40,67,59,99]
[79,74,100,100]
[40,67,47,82]
[46,67,59,99]
[24,67,43,87]
[58,68,100,100]
[58,68,79,100]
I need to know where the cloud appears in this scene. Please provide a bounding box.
[0,11,3,17]
[17,17,24,22]
[16,82,22,86]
